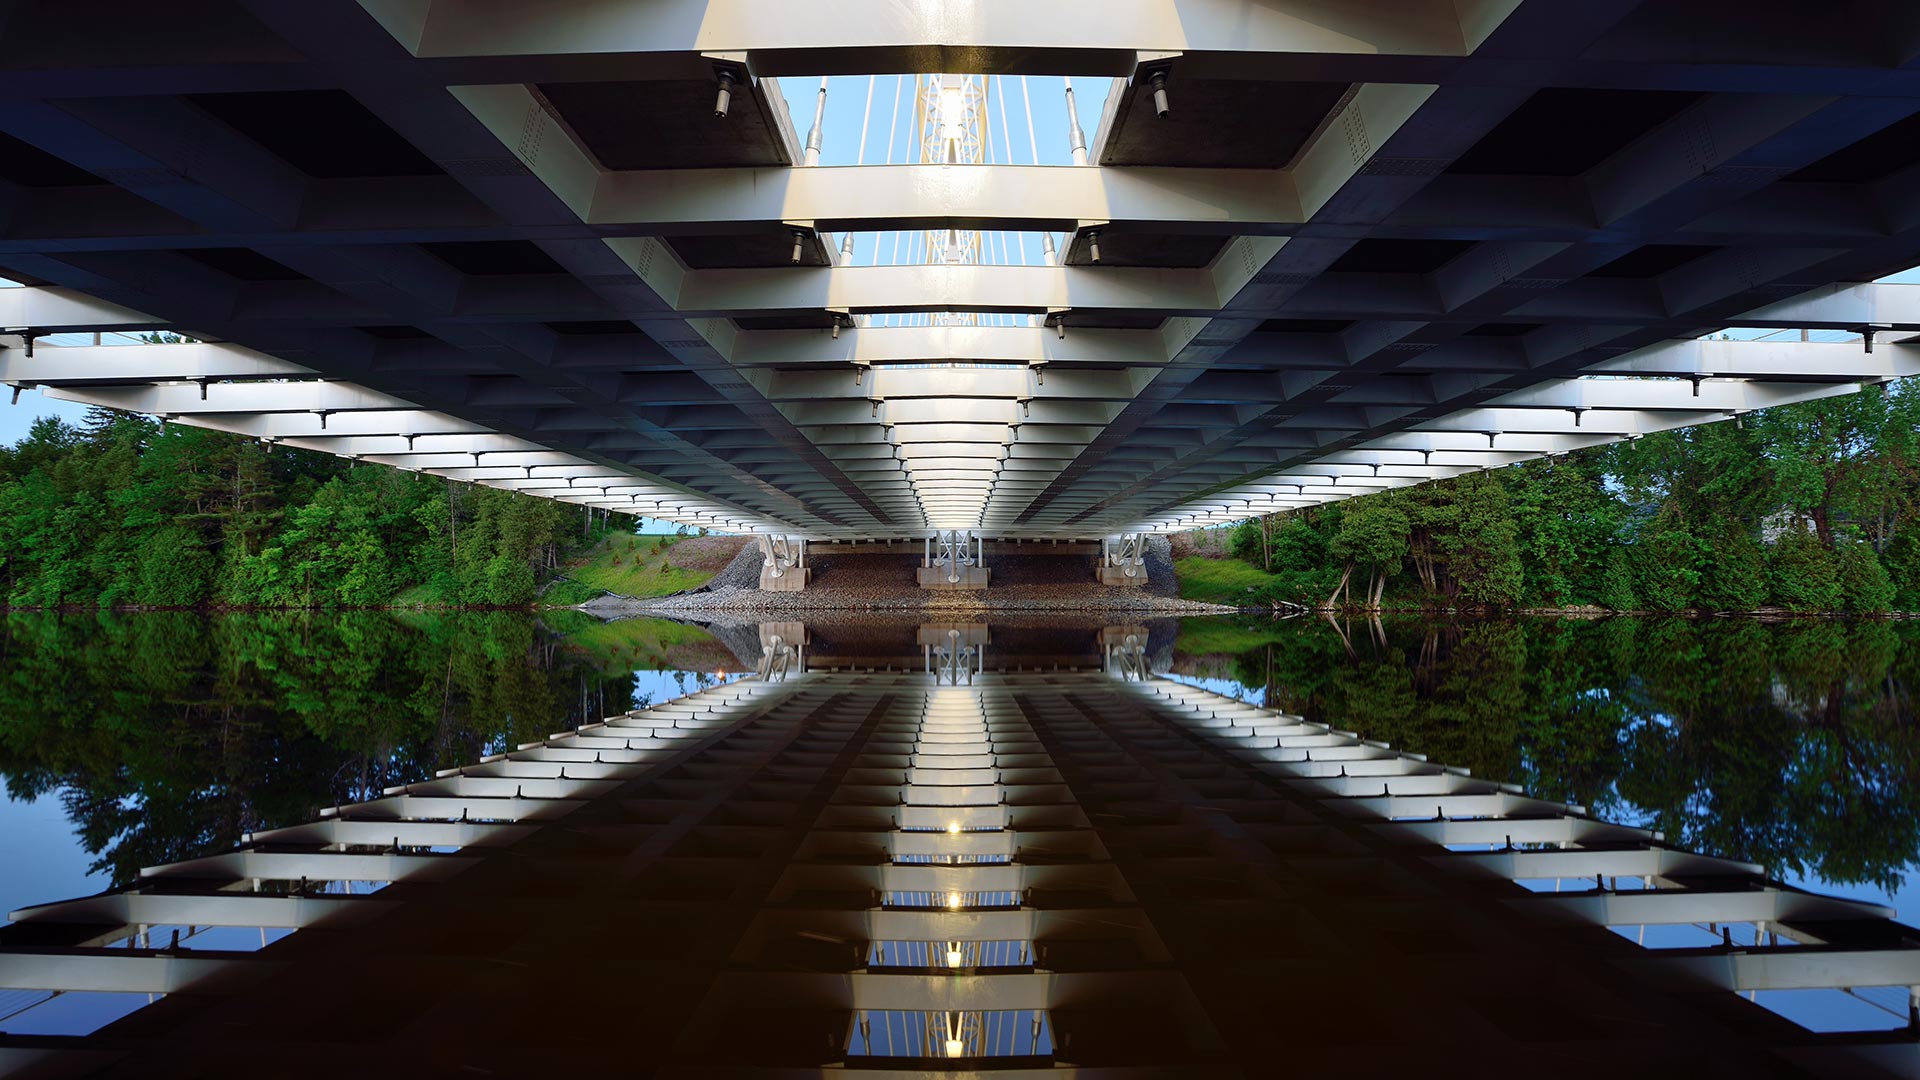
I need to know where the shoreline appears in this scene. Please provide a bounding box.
[1,599,1913,619]
[580,592,1239,618]
[1229,603,1920,620]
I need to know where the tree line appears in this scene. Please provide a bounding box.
[1213,378,1920,612]
[0,409,618,608]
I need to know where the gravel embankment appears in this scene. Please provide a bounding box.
[694,617,771,668]
[586,535,1232,616]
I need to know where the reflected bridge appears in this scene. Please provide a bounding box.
[2,622,1917,1077]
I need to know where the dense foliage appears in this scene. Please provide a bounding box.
[1210,379,1920,611]
[1177,615,1920,892]
[0,410,618,608]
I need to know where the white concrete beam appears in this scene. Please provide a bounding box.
[0,341,312,383]
[397,0,1492,66]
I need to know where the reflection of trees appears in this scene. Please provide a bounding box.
[1607,620,1920,893]
[1185,615,1920,891]
[0,611,636,886]
[1252,619,1527,784]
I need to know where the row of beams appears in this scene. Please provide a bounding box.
[15,331,1904,537]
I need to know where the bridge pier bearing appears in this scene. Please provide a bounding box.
[917,530,989,590]
[757,622,807,680]
[1101,625,1152,680]
[1099,533,1149,587]
[919,623,988,684]
[757,534,810,591]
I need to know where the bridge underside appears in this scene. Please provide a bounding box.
[2,1,1920,538]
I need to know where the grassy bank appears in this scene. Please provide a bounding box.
[1173,556,1286,605]
[543,610,745,674]
[548,535,743,604]
[1173,617,1298,655]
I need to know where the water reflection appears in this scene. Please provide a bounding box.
[5,612,1918,907]
[0,611,741,895]
[1170,615,1920,902]
[1,611,1918,1060]
[5,612,1918,904]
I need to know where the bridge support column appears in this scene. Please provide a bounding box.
[757,534,810,591]
[1099,533,1149,586]
[919,624,988,685]
[1101,625,1151,680]
[917,530,990,590]
[757,622,807,680]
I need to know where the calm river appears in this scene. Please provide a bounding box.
[2,611,1915,1039]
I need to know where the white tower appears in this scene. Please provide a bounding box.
[915,74,989,325]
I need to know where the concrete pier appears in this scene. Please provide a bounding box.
[919,530,989,590]
[916,564,990,589]
[757,534,808,591]
[758,563,811,591]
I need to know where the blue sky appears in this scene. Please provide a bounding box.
[0,793,105,925]
[773,73,1090,170]
[0,273,102,445]
[771,74,1095,271]
[0,387,92,447]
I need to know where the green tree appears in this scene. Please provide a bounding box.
[1768,530,1842,611]
[0,409,600,610]
[1502,456,1623,607]
[1596,546,1637,611]
[1427,475,1524,607]
[1698,527,1770,612]
[133,525,215,606]
[1834,536,1895,613]
[1328,495,1410,609]
[1629,516,1709,611]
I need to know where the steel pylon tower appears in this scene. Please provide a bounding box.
[915,74,988,326]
